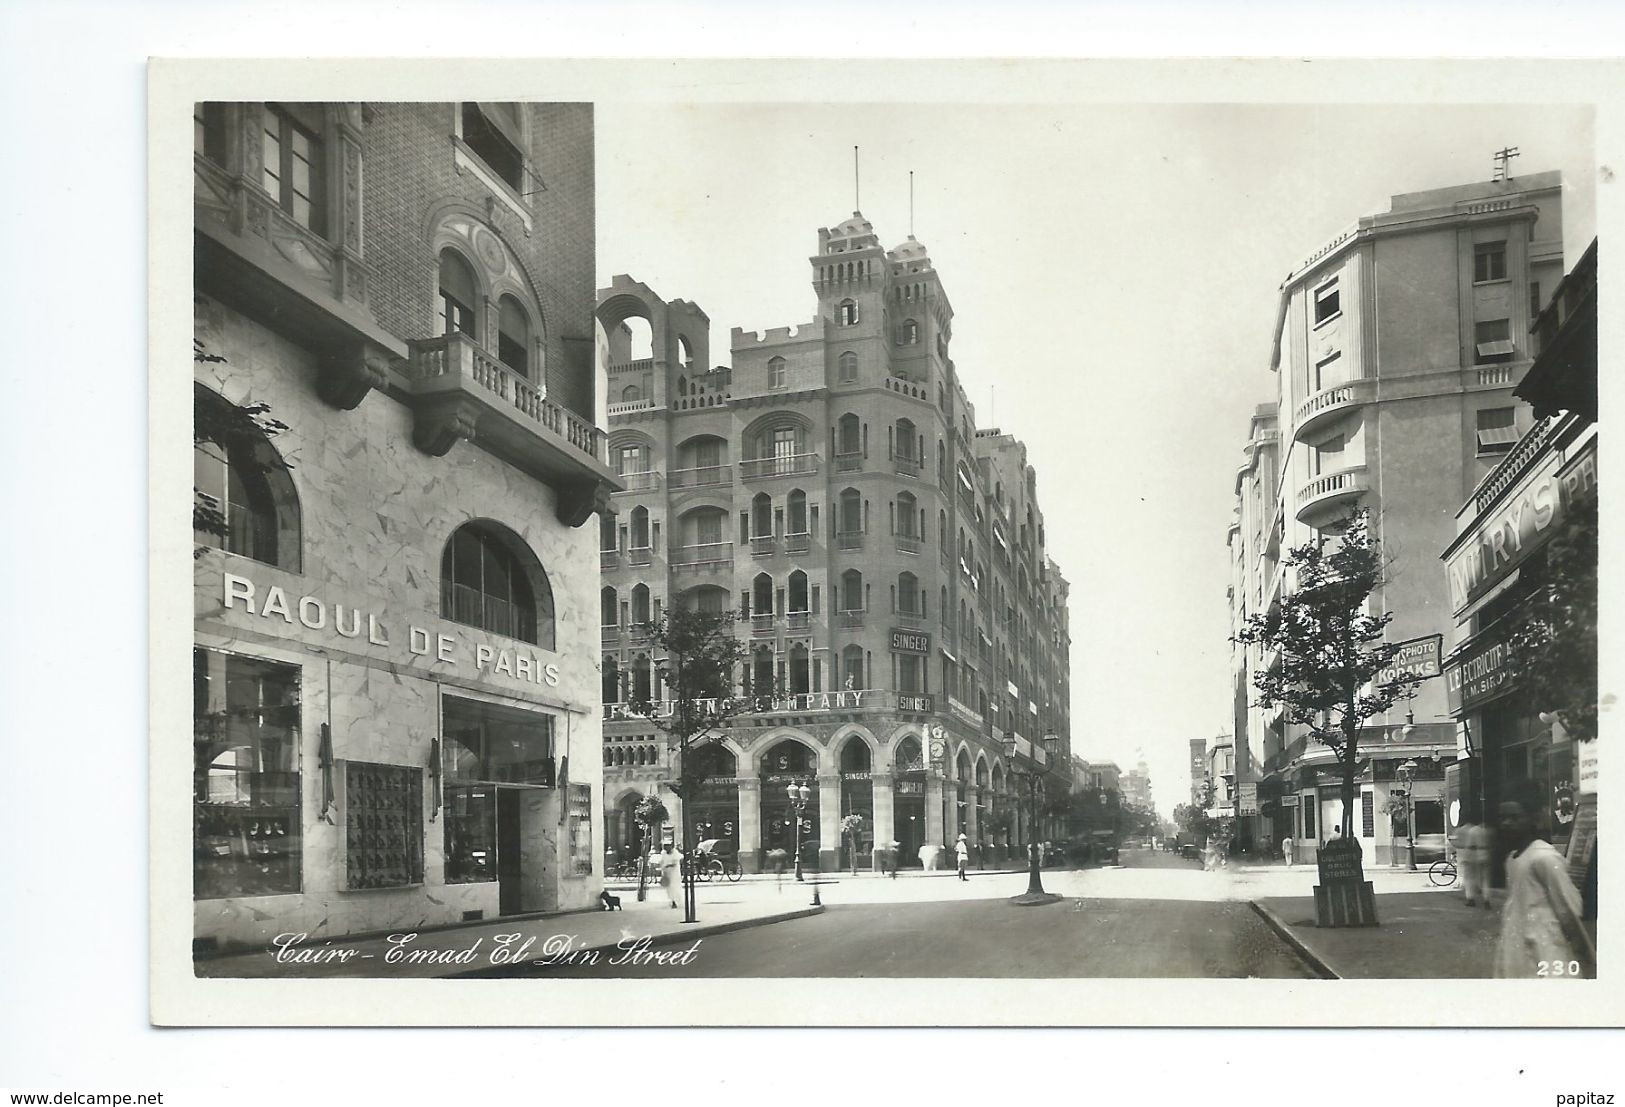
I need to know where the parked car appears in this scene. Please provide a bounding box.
[1179,843,1201,860]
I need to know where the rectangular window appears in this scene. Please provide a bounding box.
[1476,406,1519,456]
[1302,799,1315,839]
[1475,318,1515,364]
[344,762,424,889]
[1313,281,1340,325]
[260,105,325,236]
[696,511,723,546]
[1529,281,1542,321]
[897,654,923,693]
[1314,351,1343,392]
[772,428,797,474]
[461,102,525,193]
[693,438,722,470]
[1314,435,1345,476]
[1474,241,1508,284]
[1361,790,1375,837]
[194,102,228,164]
[193,648,302,900]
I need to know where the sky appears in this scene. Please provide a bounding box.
[594,102,1595,817]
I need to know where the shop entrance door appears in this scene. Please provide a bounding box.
[894,795,925,866]
[497,788,524,916]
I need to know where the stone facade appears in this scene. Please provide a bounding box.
[191,102,614,951]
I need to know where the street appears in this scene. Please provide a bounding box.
[483,848,1316,979]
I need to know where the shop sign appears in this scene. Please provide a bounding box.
[841,771,872,781]
[890,629,931,654]
[1374,634,1442,687]
[1238,782,1259,815]
[1280,794,1300,807]
[218,572,561,687]
[1577,741,1598,796]
[1444,635,1514,714]
[897,694,934,714]
[1445,445,1597,615]
[895,780,925,795]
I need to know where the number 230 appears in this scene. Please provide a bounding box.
[1536,960,1583,976]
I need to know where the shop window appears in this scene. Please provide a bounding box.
[1313,280,1340,325]
[1476,407,1519,456]
[440,522,554,647]
[461,102,525,193]
[497,295,531,378]
[193,648,302,900]
[260,104,325,236]
[437,249,479,338]
[1475,318,1515,364]
[193,385,301,571]
[344,762,424,890]
[194,102,228,164]
[838,351,858,382]
[1474,240,1508,284]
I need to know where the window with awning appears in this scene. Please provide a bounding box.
[1476,406,1519,455]
[1475,318,1515,364]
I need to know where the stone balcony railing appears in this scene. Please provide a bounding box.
[1292,378,1376,441]
[740,453,821,481]
[669,542,733,567]
[784,531,812,554]
[1294,465,1371,526]
[1473,415,1558,515]
[895,534,922,555]
[607,398,657,416]
[836,530,865,551]
[669,464,731,489]
[837,609,866,629]
[615,469,662,492]
[892,454,922,478]
[749,535,777,558]
[627,545,653,567]
[834,451,864,473]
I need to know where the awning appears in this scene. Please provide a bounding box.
[1477,424,1521,449]
[1476,339,1517,359]
[1456,567,1521,623]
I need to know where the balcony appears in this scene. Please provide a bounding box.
[740,453,821,481]
[838,609,866,629]
[669,464,730,490]
[750,613,777,636]
[615,469,662,493]
[785,611,811,633]
[627,545,653,567]
[1475,364,1516,387]
[834,451,864,473]
[836,530,866,551]
[895,534,922,555]
[784,531,812,554]
[404,333,620,525]
[669,542,733,568]
[601,624,620,645]
[1292,378,1375,442]
[892,454,922,478]
[749,535,777,558]
[1294,465,1371,527]
[606,398,658,417]
[599,549,620,571]
[895,610,925,627]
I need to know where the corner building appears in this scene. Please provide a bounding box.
[192,102,618,951]
[1228,172,1565,865]
[598,213,1074,871]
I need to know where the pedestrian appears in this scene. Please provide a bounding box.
[1281,833,1295,868]
[887,839,901,879]
[955,833,971,881]
[1454,815,1492,908]
[1493,784,1594,978]
[918,842,937,871]
[656,843,682,909]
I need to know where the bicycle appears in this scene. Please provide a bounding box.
[1428,858,1458,887]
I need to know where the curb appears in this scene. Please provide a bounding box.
[448,905,826,977]
[1248,900,1340,980]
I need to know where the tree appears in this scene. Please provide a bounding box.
[1234,510,1422,840]
[840,813,865,875]
[626,609,751,923]
[1502,492,1598,743]
[193,339,290,555]
[632,793,669,903]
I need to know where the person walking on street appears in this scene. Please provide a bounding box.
[656,843,682,909]
[1456,816,1493,907]
[1281,833,1295,868]
[1493,785,1594,978]
[955,833,971,881]
[887,839,901,879]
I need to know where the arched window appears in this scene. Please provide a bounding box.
[837,298,858,326]
[601,656,620,704]
[752,573,774,616]
[631,655,652,702]
[840,738,872,773]
[437,249,478,337]
[841,644,865,689]
[898,318,919,345]
[896,492,918,538]
[749,645,774,696]
[631,583,652,624]
[600,586,618,627]
[939,509,948,546]
[895,418,918,462]
[629,505,650,550]
[786,489,808,536]
[937,440,946,482]
[788,570,809,613]
[838,488,863,535]
[621,384,643,403]
[599,512,617,553]
[751,492,773,539]
[898,572,919,614]
[440,521,553,647]
[840,569,864,613]
[193,385,302,571]
[838,351,858,382]
[497,294,531,377]
[837,413,862,457]
[767,356,787,390]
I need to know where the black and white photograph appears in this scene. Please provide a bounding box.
[6,18,1625,1103]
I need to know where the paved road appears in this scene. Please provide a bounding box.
[492,896,1314,978]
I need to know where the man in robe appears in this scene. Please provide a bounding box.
[1493,783,1594,978]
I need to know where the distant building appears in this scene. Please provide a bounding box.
[1189,737,1209,806]
[1229,171,1566,864]
[1120,760,1154,813]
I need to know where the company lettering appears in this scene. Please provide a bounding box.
[1447,449,1596,611]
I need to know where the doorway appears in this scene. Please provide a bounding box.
[894,793,925,866]
[497,788,524,916]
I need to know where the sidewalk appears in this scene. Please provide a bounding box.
[1252,890,1501,978]
[195,887,824,979]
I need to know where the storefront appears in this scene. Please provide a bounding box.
[893,735,927,866]
[837,740,875,869]
[757,739,820,866]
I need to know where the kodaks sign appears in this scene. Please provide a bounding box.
[218,572,562,687]
[1445,444,1596,614]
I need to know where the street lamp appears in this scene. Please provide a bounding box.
[1396,758,1418,871]
[1001,732,1063,906]
[786,780,813,882]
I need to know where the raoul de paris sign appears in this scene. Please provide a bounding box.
[217,571,561,688]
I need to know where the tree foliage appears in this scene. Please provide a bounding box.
[1233,509,1421,837]
[193,340,290,552]
[1502,492,1599,743]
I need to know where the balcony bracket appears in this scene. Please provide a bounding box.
[318,341,394,411]
[556,479,617,529]
[410,394,483,458]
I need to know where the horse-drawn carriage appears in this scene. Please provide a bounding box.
[690,838,744,882]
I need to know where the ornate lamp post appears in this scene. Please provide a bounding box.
[1396,758,1418,871]
[786,780,813,882]
[1002,732,1063,906]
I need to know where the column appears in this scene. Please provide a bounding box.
[871,771,896,868]
[737,779,762,874]
[966,786,981,845]
[817,773,840,872]
[924,776,945,869]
